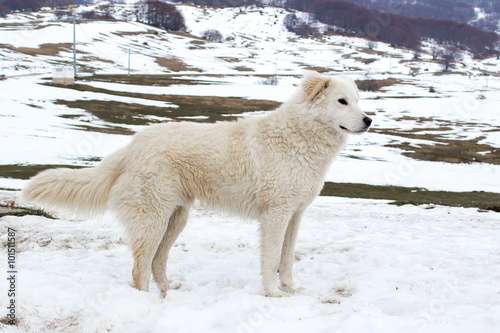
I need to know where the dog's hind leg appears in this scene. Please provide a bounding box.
[117,194,178,292]
[278,209,304,293]
[128,212,173,292]
[152,204,190,297]
[259,207,293,297]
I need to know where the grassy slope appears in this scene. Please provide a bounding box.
[321,182,500,212]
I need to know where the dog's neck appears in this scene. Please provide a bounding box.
[264,100,348,166]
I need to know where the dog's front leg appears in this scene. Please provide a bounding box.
[259,208,292,297]
[278,209,305,294]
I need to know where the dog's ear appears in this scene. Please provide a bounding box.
[302,71,331,101]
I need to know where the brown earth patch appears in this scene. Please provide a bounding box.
[373,125,500,164]
[217,57,241,63]
[295,63,333,73]
[0,43,74,56]
[111,29,160,37]
[356,78,401,91]
[155,57,203,72]
[321,182,500,212]
[47,82,280,124]
[233,66,253,72]
[79,74,214,86]
[79,56,115,64]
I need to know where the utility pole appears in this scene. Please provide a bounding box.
[128,48,131,76]
[274,57,278,85]
[389,54,392,78]
[73,15,77,79]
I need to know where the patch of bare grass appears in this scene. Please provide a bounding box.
[0,164,85,180]
[233,66,253,72]
[47,82,280,124]
[0,204,55,219]
[0,43,74,56]
[351,56,378,65]
[321,182,500,212]
[55,100,174,126]
[79,56,115,64]
[155,57,203,72]
[217,57,240,63]
[81,74,213,86]
[295,63,333,73]
[56,95,279,125]
[112,29,159,37]
[373,121,500,164]
[356,78,400,92]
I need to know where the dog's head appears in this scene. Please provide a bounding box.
[302,71,372,134]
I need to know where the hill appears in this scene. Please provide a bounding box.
[0,2,499,78]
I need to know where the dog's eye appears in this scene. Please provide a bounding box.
[338,99,348,105]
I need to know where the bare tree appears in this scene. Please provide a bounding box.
[136,1,186,32]
[431,46,439,60]
[439,46,462,71]
[202,29,223,43]
[283,13,317,37]
[367,40,377,50]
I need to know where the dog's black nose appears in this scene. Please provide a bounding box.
[363,116,372,127]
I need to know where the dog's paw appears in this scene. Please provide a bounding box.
[155,280,169,298]
[265,288,290,297]
[281,284,304,294]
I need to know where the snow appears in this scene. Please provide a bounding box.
[327,154,500,193]
[1,194,499,332]
[0,76,137,166]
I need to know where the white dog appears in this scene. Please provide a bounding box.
[21,71,371,297]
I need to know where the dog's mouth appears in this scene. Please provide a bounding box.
[339,125,369,134]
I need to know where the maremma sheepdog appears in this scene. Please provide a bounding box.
[21,71,372,297]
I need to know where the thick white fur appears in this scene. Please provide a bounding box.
[20,72,370,297]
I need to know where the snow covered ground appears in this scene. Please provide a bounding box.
[1,194,499,332]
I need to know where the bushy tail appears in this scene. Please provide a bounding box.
[20,153,123,218]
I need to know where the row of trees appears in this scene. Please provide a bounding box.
[0,0,187,32]
[284,0,498,57]
[3,0,498,58]
[170,0,286,8]
[0,0,93,17]
[170,0,498,57]
[0,0,43,16]
[417,18,497,57]
[171,0,258,7]
[332,0,500,34]
[283,13,318,37]
[135,1,186,31]
[338,0,476,24]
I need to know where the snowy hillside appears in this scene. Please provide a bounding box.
[0,4,499,77]
[1,2,500,333]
